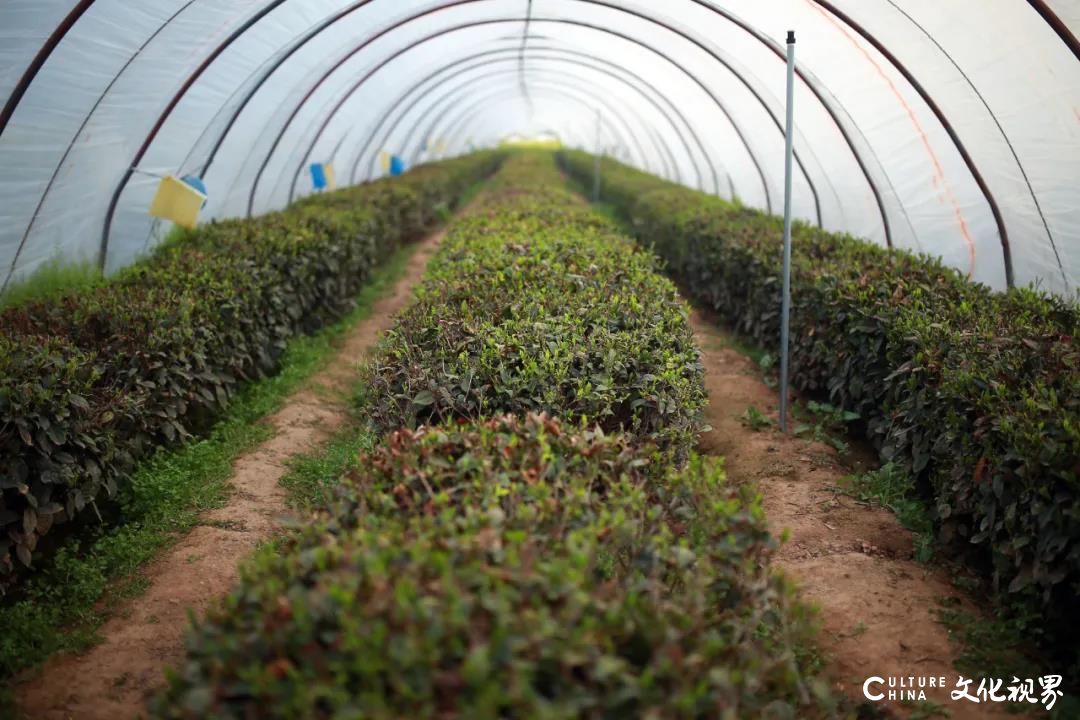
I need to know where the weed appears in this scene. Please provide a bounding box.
[740,405,775,431]
[792,400,858,455]
[0,256,102,310]
[842,463,934,562]
[279,430,377,511]
[757,351,779,387]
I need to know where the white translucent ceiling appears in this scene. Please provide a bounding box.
[1,0,1078,296]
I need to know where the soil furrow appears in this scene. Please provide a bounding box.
[688,307,1009,720]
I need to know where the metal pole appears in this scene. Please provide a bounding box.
[592,112,601,201]
[779,30,796,434]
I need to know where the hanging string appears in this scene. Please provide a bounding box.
[129,167,168,180]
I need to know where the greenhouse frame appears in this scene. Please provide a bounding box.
[2,0,1078,293]
[2,3,1079,718]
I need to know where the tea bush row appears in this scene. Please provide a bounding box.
[153,414,823,719]
[152,154,827,718]
[558,150,1080,661]
[360,153,706,460]
[0,152,504,584]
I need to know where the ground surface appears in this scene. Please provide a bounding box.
[10,231,443,720]
[689,307,1011,720]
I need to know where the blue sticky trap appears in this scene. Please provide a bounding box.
[310,163,328,190]
[389,155,405,176]
[180,175,208,208]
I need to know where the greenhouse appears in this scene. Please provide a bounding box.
[0,2,1077,718]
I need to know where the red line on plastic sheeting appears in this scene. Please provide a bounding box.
[806,1,977,276]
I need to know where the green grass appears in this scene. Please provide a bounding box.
[0,240,420,688]
[0,257,103,310]
[839,463,934,562]
[740,405,775,431]
[143,224,198,260]
[744,342,775,374]
[279,430,377,511]
[790,399,860,456]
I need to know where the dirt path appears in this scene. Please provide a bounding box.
[689,309,1010,720]
[11,230,444,720]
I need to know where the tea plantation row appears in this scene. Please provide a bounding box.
[152,153,829,718]
[0,152,503,585]
[558,150,1080,666]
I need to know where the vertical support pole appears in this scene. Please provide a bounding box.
[592,112,602,202]
[779,30,796,434]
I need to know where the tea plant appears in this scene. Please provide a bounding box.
[152,154,831,718]
[0,257,102,311]
[559,149,1080,668]
[153,415,828,719]
[361,153,705,460]
[0,152,504,586]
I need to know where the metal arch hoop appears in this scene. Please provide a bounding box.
[0,0,96,133]
[811,0,1013,285]
[265,9,810,223]
[96,0,290,269]
[399,70,650,181]
[439,92,565,156]
[350,46,715,191]
[268,67,653,208]
[96,1,821,257]
[426,87,623,163]
[406,85,626,167]
[445,92,582,153]
[246,14,776,220]
[396,64,682,182]
[13,0,842,265]
[434,85,632,165]
[342,54,679,189]
[345,46,718,192]
[2,0,200,294]
[196,0,378,178]
[885,0,1064,289]
[318,75,645,189]
[377,53,689,187]
[682,0,895,246]
[1027,0,1080,62]
[14,0,1077,268]
[401,72,652,169]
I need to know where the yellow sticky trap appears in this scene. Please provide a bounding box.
[380,151,391,171]
[436,140,447,155]
[149,175,205,229]
[323,163,336,191]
